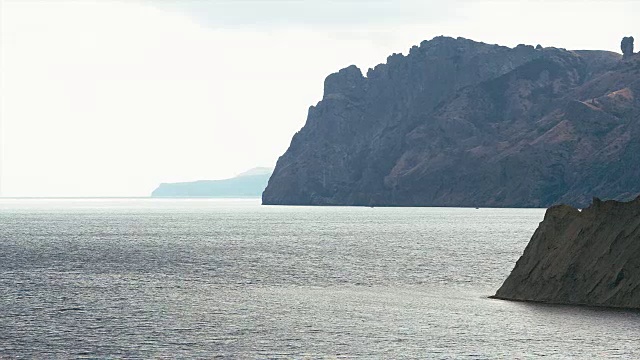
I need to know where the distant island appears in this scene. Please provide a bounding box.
[492,195,640,309]
[263,35,639,208]
[151,167,272,198]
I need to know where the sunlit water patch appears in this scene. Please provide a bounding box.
[1,199,638,358]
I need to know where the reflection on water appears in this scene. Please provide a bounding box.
[1,199,638,358]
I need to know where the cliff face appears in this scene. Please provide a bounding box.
[263,36,640,207]
[493,196,640,309]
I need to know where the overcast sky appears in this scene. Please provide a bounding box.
[1,0,638,197]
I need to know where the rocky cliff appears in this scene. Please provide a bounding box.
[263,36,640,207]
[492,196,640,309]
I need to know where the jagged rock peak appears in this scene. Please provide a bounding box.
[324,36,533,98]
[323,64,365,98]
[621,36,634,58]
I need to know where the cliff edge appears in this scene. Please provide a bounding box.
[493,196,640,309]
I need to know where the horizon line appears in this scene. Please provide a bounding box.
[0,196,262,200]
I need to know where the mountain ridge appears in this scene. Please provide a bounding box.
[152,167,273,198]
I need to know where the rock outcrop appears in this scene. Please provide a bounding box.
[152,167,272,198]
[263,36,640,208]
[492,196,640,309]
[621,36,634,58]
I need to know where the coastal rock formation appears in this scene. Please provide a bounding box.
[152,167,272,198]
[621,36,634,58]
[263,36,640,207]
[493,196,640,309]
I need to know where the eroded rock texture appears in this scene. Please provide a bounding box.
[493,196,640,309]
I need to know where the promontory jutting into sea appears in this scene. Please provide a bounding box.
[2,25,639,358]
[263,36,639,209]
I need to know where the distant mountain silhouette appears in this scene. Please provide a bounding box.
[152,168,272,198]
[263,36,640,208]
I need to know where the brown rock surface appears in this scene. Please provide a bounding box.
[493,196,640,309]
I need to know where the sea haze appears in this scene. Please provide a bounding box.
[1,199,639,358]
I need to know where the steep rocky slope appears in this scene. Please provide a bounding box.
[263,36,639,207]
[492,196,640,309]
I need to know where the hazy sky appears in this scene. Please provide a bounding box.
[1,0,638,197]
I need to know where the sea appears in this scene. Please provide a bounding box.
[1,199,638,359]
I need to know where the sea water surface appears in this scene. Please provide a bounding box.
[1,199,638,358]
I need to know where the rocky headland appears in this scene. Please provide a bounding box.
[492,196,640,309]
[263,36,640,208]
[152,167,272,198]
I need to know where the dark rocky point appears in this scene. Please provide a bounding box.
[492,196,640,309]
